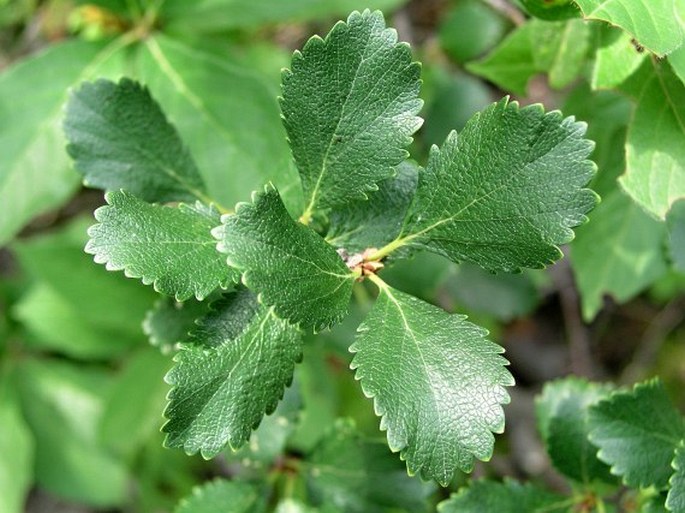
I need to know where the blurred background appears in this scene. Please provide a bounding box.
[0,0,683,511]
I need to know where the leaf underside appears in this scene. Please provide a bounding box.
[214,184,355,331]
[399,98,597,272]
[163,290,302,457]
[280,9,423,214]
[351,283,513,486]
[86,190,236,301]
[65,78,207,203]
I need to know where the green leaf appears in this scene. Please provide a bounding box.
[536,377,615,484]
[143,296,210,352]
[572,0,685,56]
[327,161,418,253]
[592,26,647,90]
[439,0,509,63]
[444,263,540,321]
[668,199,685,272]
[0,374,34,513]
[85,190,236,301]
[351,281,513,485]
[519,0,581,20]
[670,45,685,84]
[619,60,685,219]
[281,9,422,218]
[163,290,302,457]
[438,479,567,513]
[466,19,590,94]
[386,99,596,272]
[15,359,129,507]
[214,185,355,331]
[306,419,434,513]
[12,217,157,359]
[668,443,685,513]
[160,0,407,32]
[136,34,302,215]
[174,480,264,513]
[65,78,209,204]
[571,189,668,321]
[99,349,171,459]
[0,39,124,244]
[589,379,685,489]
[465,23,537,96]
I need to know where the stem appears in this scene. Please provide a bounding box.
[595,497,607,513]
[366,272,388,291]
[366,235,411,262]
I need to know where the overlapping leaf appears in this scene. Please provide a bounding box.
[570,190,668,321]
[668,443,685,513]
[536,377,614,484]
[351,282,513,485]
[588,380,685,489]
[64,78,208,204]
[668,199,685,272]
[438,479,567,513]
[306,419,433,513]
[592,26,647,90]
[327,161,418,253]
[174,480,264,513]
[280,9,422,218]
[163,290,302,456]
[86,190,236,301]
[390,98,596,272]
[573,0,685,56]
[0,40,123,244]
[143,297,210,351]
[619,60,685,219]
[214,185,355,331]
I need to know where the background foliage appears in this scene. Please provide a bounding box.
[0,0,684,512]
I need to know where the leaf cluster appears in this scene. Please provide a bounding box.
[61,8,597,493]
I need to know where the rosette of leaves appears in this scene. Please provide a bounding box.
[64,10,597,487]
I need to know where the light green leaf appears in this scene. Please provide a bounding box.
[0,374,33,513]
[160,0,407,32]
[327,161,418,253]
[99,349,171,459]
[174,480,264,513]
[667,199,685,273]
[12,217,157,359]
[589,379,685,489]
[385,99,596,272]
[163,290,302,457]
[571,189,668,321]
[214,185,355,331]
[619,60,685,219]
[65,78,209,204]
[351,281,513,485]
[15,359,128,507]
[439,0,509,63]
[466,19,590,94]
[668,443,685,513]
[281,10,422,218]
[536,377,615,484]
[572,0,685,56]
[530,18,591,89]
[137,34,302,215]
[592,26,647,90]
[143,296,210,352]
[465,23,537,96]
[85,190,236,301]
[438,479,567,513]
[306,419,434,513]
[444,263,540,321]
[670,45,685,84]
[0,39,124,244]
